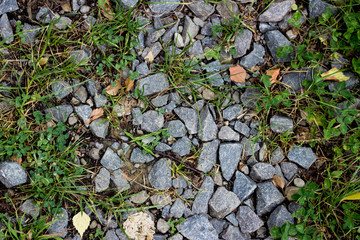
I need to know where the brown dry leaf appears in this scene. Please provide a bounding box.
[61,1,72,12]
[125,77,134,92]
[144,50,154,63]
[85,108,104,125]
[38,57,49,66]
[120,98,138,116]
[238,162,244,171]
[10,155,22,165]
[321,68,350,82]
[272,174,285,189]
[285,186,299,201]
[229,65,246,83]
[105,79,121,96]
[266,68,280,84]
[100,0,114,20]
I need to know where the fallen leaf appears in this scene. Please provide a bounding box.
[61,1,72,12]
[125,77,134,92]
[105,79,121,96]
[321,68,350,82]
[238,162,244,171]
[285,186,299,201]
[272,174,285,189]
[266,68,280,84]
[341,192,360,202]
[144,50,154,63]
[85,108,104,125]
[38,57,49,66]
[123,212,155,240]
[10,155,22,165]
[73,212,90,238]
[229,65,246,83]
[99,0,114,20]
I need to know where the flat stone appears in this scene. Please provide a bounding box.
[90,118,109,138]
[210,218,227,235]
[157,218,170,234]
[137,73,169,96]
[197,139,220,173]
[22,23,40,45]
[165,120,186,138]
[177,215,219,240]
[0,14,14,44]
[150,193,172,208]
[218,126,240,141]
[241,137,260,157]
[223,225,250,240]
[209,187,241,219]
[199,105,218,141]
[169,233,183,240]
[148,159,172,190]
[270,147,285,164]
[95,168,110,192]
[44,105,73,122]
[20,199,40,218]
[258,0,292,22]
[182,16,199,46]
[130,147,155,163]
[74,86,87,103]
[105,229,119,240]
[141,110,164,133]
[234,29,253,58]
[170,198,185,218]
[270,115,294,133]
[256,181,284,216]
[280,162,298,180]
[236,206,264,233]
[294,178,305,187]
[265,30,293,63]
[130,190,149,204]
[240,43,266,69]
[187,0,215,19]
[94,94,108,108]
[287,145,317,169]
[155,142,172,152]
[69,49,91,64]
[0,161,27,188]
[192,176,214,215]
[250,163,276,181]
[151,94,169,107]
[233,171,257,202]
[174,107,199,135]
[216,0,239,22]
[259,22,277,33]
[149,0,180,15]
[101,147,123,171]
[267,205,294,229]
[172,176,188,189]
[174,32,185,48]
[223,104,243,121]
[240,88,261,109]
[74,105,92,125]
[111,169,130,192]
[281,70,308,93]
[47,208,69,238]
[172,137,192,156]
[0,0,19,15]
[328,71,359,91]
[309,0,336,18]
[84,16,97,30]
[219,143,243,181]
[233,122,249,137]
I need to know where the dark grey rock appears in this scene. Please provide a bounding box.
[101,147,123,171]
[141,110,164,133]
[267,205,294,229]
[136,62,150,76]
[151,94,169,107]
[331,52,349,69]
[280,162,298,181]
[74,105,92,125]
[234,121,250,137]
[240,43,266,69]
[187,0,215,19]
[234,29,252,58]
[218,126,240,141]
[250,163,276,181]
[259,22,277,33]
[0,14,14,44]
[0,162,27,188]
[281,70,307,93]
[95,168,110,192]
[44,105,73,122]
[256,181,284,216]
[69,49,91,64]
[197,139,220,173]
[309,0,336,18]
[210,219,227,235]
[155,142,172,152]
[219,143,243,181]
[287,145,317,169]
[52,81,72,100]
[328,71,359,91]
[137,73,169,96]
[131,108,143,126]
[288,201,301,214]
[111,169,130,192]
[233,171,257,202]
[165,120,186,138]
[162,20,179,43]
[223,104,243,121]
[0,0,19,15]
[223,225,249,240]
[199,105,218,141]
[270,115,294,133]
[216,0,239,22]
[48,208,69,238]
[172,137,192,156]
[90,118,109,138]
[148,159,172,190]
[209,187,241,219]
[201,22,213,36]
[177,215,219,240]
[192,176,214,215]
[94,94,108,108]
[170,198,185,218]
[265,30,293,63]
[241,137,260,157]
[130,147,155,163]
[22,24,40,45]
[20,199,40,218]
[270,147,285,164]
[236,206,264,233]
[85,80,101,96]
[240,88,261,109]
[226,213,238,226]
[258,0,292,22]
[174,107,199,134]
[162,101,177,113]
[149,0,180,15]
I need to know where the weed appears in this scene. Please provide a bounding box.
[168,217,185,234]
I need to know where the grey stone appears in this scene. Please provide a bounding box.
[172,137,192,156]
[155,142,172,152]
[242,137,260,157]
[265,30,293,63]
[201,22,213,36]
[0,14,14,44]
[199,105,218,141]
[330,52,349,69]
[309,0,336,18]
[94,94,108,108]
[226,213,238,226]
[130,190,149,204]
[287,145,317,169]
[240,88,261,109]
[101,147,123,171]
[149,0,180,15]
[137,73,169,96]
[172,176,188,189]
[208,72,224,86]
[84,16,97,30]
[209,187,241,219]
[197,139,220,173]
[182,16,199,46]
[0,0,19,15]
[54,16,72,30]
[219,143,243,181]
[170,198,185,218]
[240,43,266,69]
[223,104,243,121]
[141,110,164,132]
[20,199,40,218]
[74,86,87,103]
[72,0,85,11]
[169,233,183,240]
[216,0,239,22]
[288,201,301,214]
[95,168,111,192]
[281,70,307,93]
[105,229,119,240]
[69,49,91,64]
[233,171,257,202]
[187,0,215,19]
[48,208,69,238]
[237,206,263,233]
[162,101,176,113]
[210,218,227,234]
[131,108,143,125]
[148,159,172,190]
[147,28,166,44]
[192,176,214,215]
[188,40,204,58]
[151,94,169,107]
[294,178,305,187]
[150,193,172,208]
[90,118,109,138]
[165,120,186,138]
[177,215,219,240]
[157,218,170,234]
[218,126,240,141]
[111,169,130,192]
[270,115,294,133]
[85,80,101,96]
[259,22,277,33]
[258,0,292,22]
[22,24,40,45]
[223,225,249,240]
[74,105,92,125]
[267,205,294,229]
[174,32,185,48]
[250,163,276,181]
[52,81,72,100]
[256,181,284,216]
[234,29,253,58]
[44,105,73,122]
[162,20,179,43]
[280,162,298,181]
[120,0,138,8]
[174,107,199,135]
[270,147,285,164]
[328,71,359,91]
[130,147,155,163]
[234,121,250,137]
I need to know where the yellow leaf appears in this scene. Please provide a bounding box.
[73,212,90,238]
[341,192,360,202]
[38,57,49,66]
[61,1,72,12]
[321,68,350,82]
[144,50,154,63]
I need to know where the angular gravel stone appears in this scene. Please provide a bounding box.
[281,70,307,93]
[240,43,266,69]
[187,0,215,19]
[270,115,294,133]
[265,30,293,63]
[0,162,27,188]
[197,139,220,173]
[48,208,68,238]
[234,29,253,58]
[309,0,336,18]
[54,16,72,30]
[0,0,19,15]
[162,20,179,43]
[90,118,109,138]
[141,110,164,133]
[182,16,199,46]
[209,187,241,219]
[149,0,180,14]
[74,105,92,125]
[121,0,139,8]
[170,198,185,218]
[210,218,227,235]
[130,190,149,204]
[130,147,155,163]
[270,147,285,164]
[157,218,170,234]
[105,229,119,240]
[216,0,239,22]
[250,163,276,181]
[69,49,91,64]
[95,168,110,192]
[172,176,188,189]
[52,81,72,100]
[85,80,101,96]
[137,73,169,96]
[155,142,172,152]
[165,120,186,138]
[22,23,41,45]
[199,105,218,141]
[174,107,198,135]
[148,159,172,190]
[111,169,130,192]
[234,121,250,137]
[242,137,260,157]
[233,171,257,202]
[150,193,172,208]
[258,0,292,22]
[20,199,40,218]
[236,206,264,233]
[287,145,317,169]
[256,181,285,216]
[192,176,214,215]
[226,213,238,226]
[177,215,218,240]
[267,205,294,229]
[101,147,123,171]
[44,105,73,122]
[131,107,143,125]
[240,88,261,109]
[0,14,13,44]
[94,94,108,108]
[280,162,298,181]
[151,94,169,107]
[219,143,243,181]
[223,225,249,240]
[218,126,240,141]
[74,85,87,103]
[223,104,243,121]
[172,137,192,156]
[189,40,204,58]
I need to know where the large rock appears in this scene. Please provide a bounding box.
[258,0,292,22]
[265,30,293,63]
[267,205,294,229]
[199,105,218,141]
[44,105,73,122]
[100,147,123,171]
[270,115,294,133]
[256,181,284,216]
[236,206,264,233]
[308,0,336,18]
[0,14,14,44]
[0,0,19,15]
[148,159,172,190]
[209,187,241,219]
[187,0,215,19]
[137,73,169,96]
[174,107,199,134]
[197,139,220,173]
[177,215,219,240]
[233,171,257,202]
[234,29,253,58]
[90,118,109,138]
[141,110,164,132]
[0,162,27,188]
[240,43,266,69]
[192,176,214,215]
[219,143,243,181]
[48,208,69,238]
[287,145,317,169]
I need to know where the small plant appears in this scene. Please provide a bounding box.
[168,217,185,234]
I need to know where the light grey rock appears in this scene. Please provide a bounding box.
[208,72,224,87]
[172,176,188,189]
[69,49,91,64]
[84,16,97,30]
[177,215,219,240]
[267,205,294,229]
[233,171,257,202]
[218,126,240,141]
[54,16,72,30]
[280,162,298,180]
[74,86,87,103]
[52,81,72,100]
[192,176,214,215]
[105,229,119,240]
[219,143,243,181]
[259,22,277,33]
[294,178,305,187]
[250,163,276,181]
[157,218,170,234]
[234,121,250,137]
[270,115,294,133]
[170,198,185,218]
[141,110,164,132]
[240,88,261,109]
[131,108,143,125]
[188,40,204,58]
[101,147,123,171]
[149,0,180,15]
[155,142,172,152]
[169,233,183,240]
[20,199,40,218]
[182,16,199,46]
[22,24,40,45]
[256,181,284,216]
[0,14,14,44]
[187,0,215,19]
[287,145,317,169]
[309,0,336,18]
[0,0,19,15]
[148,159,172,190]
[201,22,213,36]
[44,105,73,122]
[216,0,239,22]
[172,137,192,156]
[120,0,139,8]
[240,43,266,69]
[72,0,85,11]
[165,120,186,138]
[174,107,199,135]
[150,193,172,208]
[223,104,243,121]
[74,105,92,125]
[330,52,349,69]
[85,80,101,96]
[137,73,169,96]
[270,147,285,164]
[111,169,130,192]
[265,30,293,63]
[199,105,218,141]
[242,137,260,157]
[258,0,292,22]
[210,218,227,235]
[237,206,263,233]
[90,118,109,138]
[234,29,253,58]
[197,139,220,173]
[94,94,108,108]
[48,208,69,238]
[223,225,249,240]
[95,168,111,192]
[130,190,149,204]
[226,213,238,226]
[174,32,185,48]
[209,187,241,219]
[328,71,359,91]
[130,147,155,163]
[151,94,169,107]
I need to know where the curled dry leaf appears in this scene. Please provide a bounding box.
[99,0,114,19]
[144,50,154,63]
[272,174,285,189]
[266,68,280,84]
[125,77,134,92]
[321,67,350,82]
[229,65,246,83]
[10,155,22,165]
[85,108,104,125]
[238,162,244,171]
[285,186,299,201]
[123,212,155,240]
[105,79,121,96]
[61,1,72,12]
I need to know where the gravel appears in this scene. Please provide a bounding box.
[199,105,218,141]
[209,187,241,219]
[89,118,109,138]
[174,107,199,135]
[95,168,111,192]
[233,171,257,202]
[48,208,69,238]
[0,14,14,44]
[177,215,218,240]
[172,137,192,156]
[197,139,220,173]
[219,143,243,181]
[165,120,187,138]
[258,0,292,22]
[267,205,294,229]
[137,73,169,96]
[287,145,317,169]
[0,162,28,188]
[218,126,240,141]
[141,110,164,133]
[192,176,214,215]
[130,147,155,163]
[236,206,264,233]
[44,105,73,122]
[256,181,285,216]
[270,115,294,133]
[148,159,172,190]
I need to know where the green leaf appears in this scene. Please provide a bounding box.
[270,227,282,238]
[331,171,343,178]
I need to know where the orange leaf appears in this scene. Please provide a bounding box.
[320,68,350,82]
[229,65,246,83]
[125,77,134,92]
[11,155,22,165]
[85,108,104,125]
[61,1,72,12]
[266,68,280,84]
[99,0,114,20]
[272,174,285,189]
[105,79,121,96]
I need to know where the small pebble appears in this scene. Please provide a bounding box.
[294,178,305,188]
[90,220,97,229]
[80,5,91,14]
